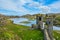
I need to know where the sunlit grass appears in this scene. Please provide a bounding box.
[53,31,60,40]
[0,20,44,40]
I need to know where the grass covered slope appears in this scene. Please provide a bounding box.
[20,21,31,24]
[53,31,60,40]
[0,14,60,40]
[0,20,44,40]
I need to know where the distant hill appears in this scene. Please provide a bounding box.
[21,13,60,26]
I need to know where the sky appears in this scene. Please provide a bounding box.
[0,0,60,16]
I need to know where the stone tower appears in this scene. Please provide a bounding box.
[36,15,43,30]
[46,17,53,40]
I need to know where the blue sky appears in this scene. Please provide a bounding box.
[0,0,60,16]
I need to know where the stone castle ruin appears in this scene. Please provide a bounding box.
[32,14,53,40]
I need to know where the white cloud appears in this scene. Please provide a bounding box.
[39,6,50,13]
[0,0,49,14]
[0,0,60,15]
[0,0,32,14]
[26,1,50,13]
[0,0,18,11]
[48,1,60,13]
[49,1,60,8]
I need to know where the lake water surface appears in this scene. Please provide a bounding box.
[10,18,60,30]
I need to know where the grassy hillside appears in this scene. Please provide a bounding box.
[53,31,60,40]
[0,20,60,40]
[0,20,44,40]
[0,14,60,40]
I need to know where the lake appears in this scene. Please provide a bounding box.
[10,18,60,30]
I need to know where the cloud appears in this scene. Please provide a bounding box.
[49,1,60,8]
[0,0,32,15]
[23,0,51,13]
[0,0,60,16]
[48,1,60,13]
[0,0,17,11]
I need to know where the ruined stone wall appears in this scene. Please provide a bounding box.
[45,17,53,40]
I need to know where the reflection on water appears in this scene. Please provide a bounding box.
[10,18,60,30]
[53,26,60,30]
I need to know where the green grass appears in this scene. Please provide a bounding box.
[53,31,60,40]
[0,20,60,40]
[20,21,31,24]
[0,20,44,40]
